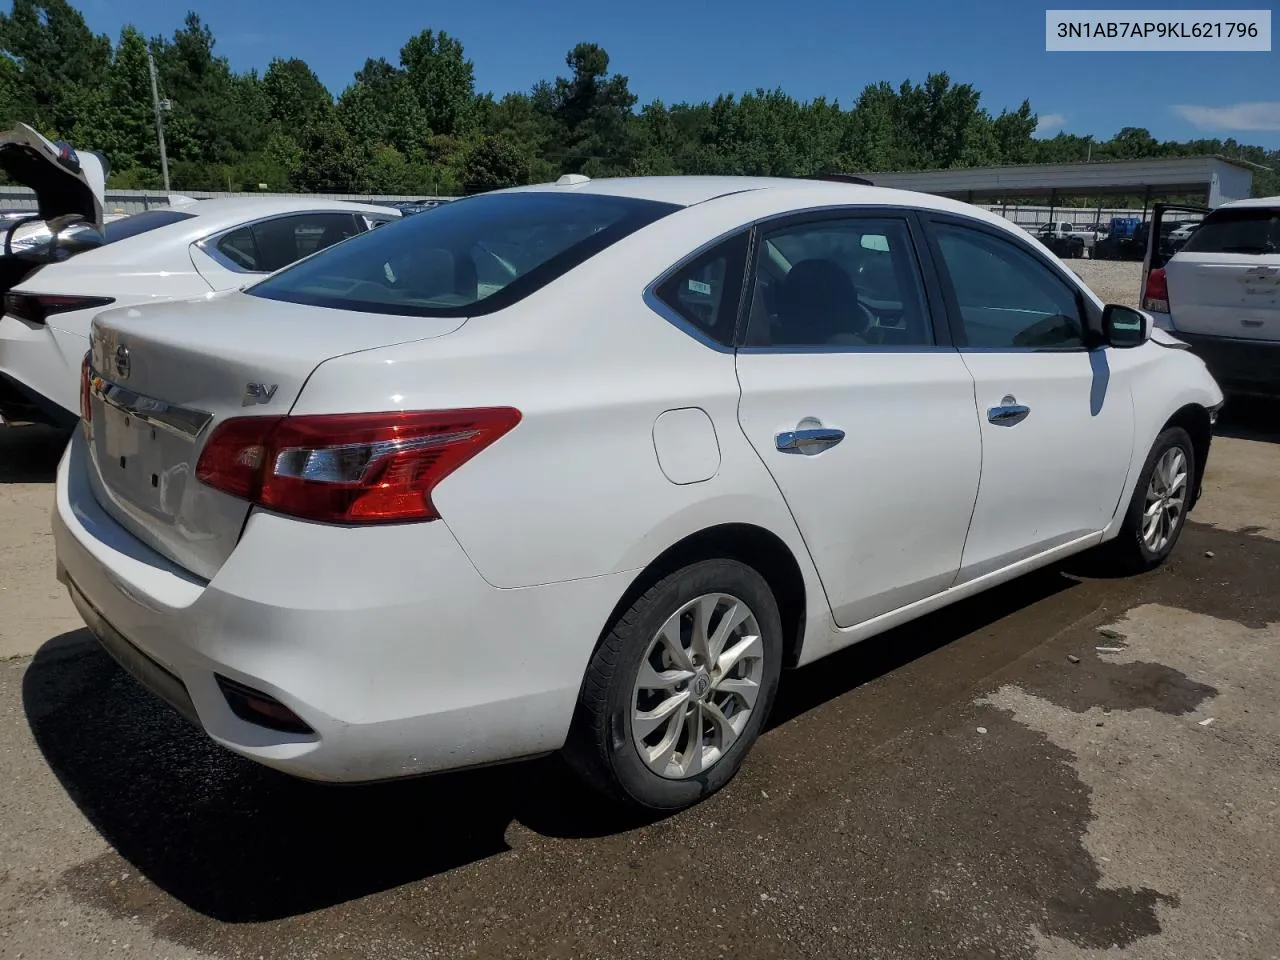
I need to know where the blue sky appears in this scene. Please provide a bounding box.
[63,0,1280,147]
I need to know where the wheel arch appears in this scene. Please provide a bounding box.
[1160,402,1212,510]
[597,522,809,670]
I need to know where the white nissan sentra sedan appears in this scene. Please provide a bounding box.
[53,175,1223,811]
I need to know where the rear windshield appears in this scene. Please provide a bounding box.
[247,191,680,317]
[1180,207,1280,255]
[103,208,196,243]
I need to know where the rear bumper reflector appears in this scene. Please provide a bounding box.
[215,675,314,735]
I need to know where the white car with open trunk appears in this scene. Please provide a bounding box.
[0,137,399,427]
[55,175,1222,811]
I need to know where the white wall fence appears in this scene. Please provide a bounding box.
[0,186,453,216]
[1,184,1153,225]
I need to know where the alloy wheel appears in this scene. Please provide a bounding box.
[1142,446,1188,554]
[631,593,765,780]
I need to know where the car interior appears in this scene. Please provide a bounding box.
[744,226,930,348]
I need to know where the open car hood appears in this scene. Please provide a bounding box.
[0,123,107,230]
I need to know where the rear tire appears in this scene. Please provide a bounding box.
[564,559,783,811]
[1096,427,1196,574]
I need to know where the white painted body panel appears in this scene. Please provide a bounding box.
[1164,252,1280,341]
[956,349,1135,579]
[54,176,1223,782]
[735,350,981,627]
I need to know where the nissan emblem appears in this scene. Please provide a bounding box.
[113,344,131,380]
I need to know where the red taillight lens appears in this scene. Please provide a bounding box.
[5,293,115,325]
[195,408,522,524]
[1142,267,1169,313]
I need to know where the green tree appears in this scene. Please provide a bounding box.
[460,134,532,192]
[263,57,332,130]
[3,14,1277,198]
[400,30,475,138]
[0,0,111,133]
[548,43,643,176]
[105,26,161,180]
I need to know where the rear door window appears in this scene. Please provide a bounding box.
[214,212,364,273]
[252,213,363,272]
[746,217,932,348]
[1180,207,1280,255]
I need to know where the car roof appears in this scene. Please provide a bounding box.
[496,175,983,214]
[1217,195,1280,211]
[160,195,400,224]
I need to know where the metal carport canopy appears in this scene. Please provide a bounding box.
[857,156,1261,208]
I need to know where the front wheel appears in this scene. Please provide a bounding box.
[1097,427,1196,574]
[564,559,783,811]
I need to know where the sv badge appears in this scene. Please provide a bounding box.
[243,382,279,406]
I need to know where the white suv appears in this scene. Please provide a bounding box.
[1145,197,1279,397]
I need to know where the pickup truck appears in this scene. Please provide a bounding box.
[1032,221,1094,259]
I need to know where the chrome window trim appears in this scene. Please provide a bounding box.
[193,209,365,276]
[88,367,213,441]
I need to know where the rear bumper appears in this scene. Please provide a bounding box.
[53,429,632,783]
[1173,332,1280,398]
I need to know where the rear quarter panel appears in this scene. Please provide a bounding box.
[290,194,832,623]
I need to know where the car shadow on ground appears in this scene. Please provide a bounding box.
[0,423,69,482]
[1215,395,1280,444]
[23,562,1078,924]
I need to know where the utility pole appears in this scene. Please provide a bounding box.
[146,49,171,193]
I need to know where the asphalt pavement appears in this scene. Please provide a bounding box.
[1,401,1278,960]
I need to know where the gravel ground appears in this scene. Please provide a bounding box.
[1068,258,1144,308]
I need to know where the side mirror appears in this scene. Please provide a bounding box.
[1102,304,1152,348]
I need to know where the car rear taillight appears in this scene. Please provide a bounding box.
[4,293,115,325]
[195,408,522,524]
[1142,267,1169,314]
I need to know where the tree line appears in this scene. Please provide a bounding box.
[1,0,1276,200]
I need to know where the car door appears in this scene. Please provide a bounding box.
[190,211,365,291]
[734,210,982,628]
[921,214,1134,582]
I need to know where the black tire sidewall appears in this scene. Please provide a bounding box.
[598,559,783,811]
[1122,426,1196,565]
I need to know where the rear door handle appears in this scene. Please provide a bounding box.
[776,426,845,453]
[987,395,1031,427]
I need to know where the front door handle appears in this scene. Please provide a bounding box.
[776,426,846,454]
[988,395,1031,427]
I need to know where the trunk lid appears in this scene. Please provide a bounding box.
[85,291,466,579]
[1,123,109,294]
[1164,204,1280,341]
[0,122,107,229]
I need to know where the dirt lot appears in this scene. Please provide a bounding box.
[1069,258,1144,308]
[2,393,1279,960]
